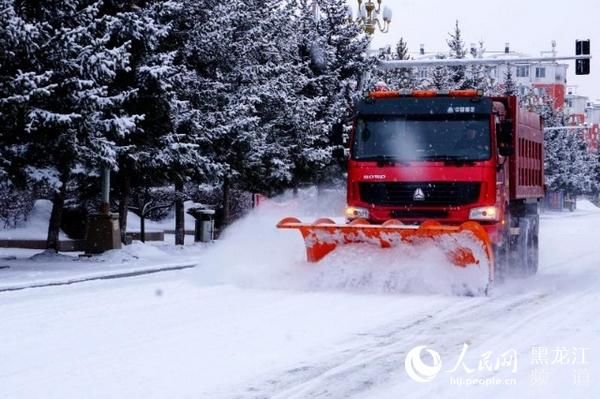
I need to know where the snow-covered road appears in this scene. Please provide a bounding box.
[1,205,599,398]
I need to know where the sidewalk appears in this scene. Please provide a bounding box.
[541,198,600,219]
[0,242,204,292]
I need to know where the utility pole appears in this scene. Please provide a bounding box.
[348,0,393,90]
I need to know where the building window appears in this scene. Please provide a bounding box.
[419,69,428,79]
[516,66,529,77]
[535,67,546,78]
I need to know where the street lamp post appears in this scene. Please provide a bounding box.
[84,165,122,254]
[353,0,392,35]
[346,1,392,91]
[100,166,111,214]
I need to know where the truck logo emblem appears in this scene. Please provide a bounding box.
[413,188,425,201]
[447,106,476,113]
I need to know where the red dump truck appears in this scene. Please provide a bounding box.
[278,89,544,288]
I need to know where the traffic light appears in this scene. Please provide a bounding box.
[575,39,590,75]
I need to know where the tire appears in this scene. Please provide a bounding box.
[492,204,512,283]
[528,215,539,275]
[493,234,511,282]
[505,200,540,279]
[512,216,538,277]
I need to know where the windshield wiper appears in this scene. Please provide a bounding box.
[354,155,410,165]
[421,155,478,165]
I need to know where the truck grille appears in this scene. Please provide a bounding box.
[359,182,481,206]
[390,210,449,219]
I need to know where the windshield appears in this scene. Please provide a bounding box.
[352,115,491,162]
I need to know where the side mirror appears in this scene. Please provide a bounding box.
[332,147,349,160]
[498,120,514,157]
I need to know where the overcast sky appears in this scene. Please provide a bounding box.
[350,0,600,101]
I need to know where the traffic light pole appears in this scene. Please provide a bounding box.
[379,39,591,76]
[380,54,592,70]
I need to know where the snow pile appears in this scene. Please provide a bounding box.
[0,200,68,240]
[126,201,200,232]
[195,189,490,296]
[576,198,600,212]
[92,242,169,264]
[301,236,490,296]
[28,250,76,263]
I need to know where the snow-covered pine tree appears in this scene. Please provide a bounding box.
[427,54,451,90]
[102,0,206,244]
[503,65,517,96]
[464,41,492,92]
[368,46,393,89]
[180,0,252,224]
[0,0,38,229]
[4,0,132,250]
[0,1,63,226]
[182,0,371,216]
[529,95,565,193]
[547,127,594,195]
[394,38,417,89]
[446,20,467,89]
[182,0,303,222]
[293,0,371,187]
[565,128,595,195]
[134,1,212,245]
[529,94,595,196]
[0,2,27,185]
[396,37,409,60]
[591,146,600,197]
[228,0,305,195]
[370,38,415,90]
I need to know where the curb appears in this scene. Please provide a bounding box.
[0,263,197,293]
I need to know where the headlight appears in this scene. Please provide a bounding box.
[469,206,499,221]
[345,206,370,219]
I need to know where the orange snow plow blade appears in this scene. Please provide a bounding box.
[277,217,493,272]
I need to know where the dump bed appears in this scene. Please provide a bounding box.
[507,96,545,200]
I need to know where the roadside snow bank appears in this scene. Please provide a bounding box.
[0,200,68,240]
[126,201,199,232]
[576,198,600,212]
[0,241,203,291]
[196,189,490,296]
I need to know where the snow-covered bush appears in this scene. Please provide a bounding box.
[191,183,253,227]
[0,183,34,228]
[129,186,177,222]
